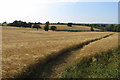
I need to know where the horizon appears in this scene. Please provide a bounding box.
[1,21,118,24]
[0,0,119,24]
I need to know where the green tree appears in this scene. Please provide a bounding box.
[91,27,94,31]
[44,21,49,31]
[67,23,72,27]
[2,22,7,26]
[115,24,120,32]
[33,24,41,30]
[105,24,114,31]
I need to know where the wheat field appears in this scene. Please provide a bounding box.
[2,26,113,78]
[72,33,118,63]
[60,33,119,78]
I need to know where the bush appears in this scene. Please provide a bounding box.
[50,26,57,31]
[67,23,72,27]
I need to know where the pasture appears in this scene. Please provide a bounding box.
[2,26,115,78]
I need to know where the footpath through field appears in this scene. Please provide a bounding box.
[3,27,112,79]
[38,33,116,78]
[16,33,117,79]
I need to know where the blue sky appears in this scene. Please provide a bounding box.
[0,0,119,24]
[46,2,118,23]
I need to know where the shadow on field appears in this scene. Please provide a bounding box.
[2,34,113,80]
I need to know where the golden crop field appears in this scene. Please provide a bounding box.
[59,33,119,78]
[72,33,118,63]
[2,26,113,78]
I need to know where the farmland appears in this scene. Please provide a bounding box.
[40,24,100,31]
[61,33,119,78]
[2,26,117,79]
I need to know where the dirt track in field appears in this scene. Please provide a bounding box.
[3,26,112,79]
[38,34,113,78]
[15,33,113,79]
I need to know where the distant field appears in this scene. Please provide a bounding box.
[40,24,100,31]
[2,26,111,78]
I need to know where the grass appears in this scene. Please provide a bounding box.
[61,48,119,78]
[60,33,119,78]
[2,26,113,78]
[93,26,105,30]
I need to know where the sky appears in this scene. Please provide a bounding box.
[0,0,119,24]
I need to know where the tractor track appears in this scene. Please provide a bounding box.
[5,33,113,80]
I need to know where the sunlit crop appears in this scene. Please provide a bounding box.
[2,26,113,78]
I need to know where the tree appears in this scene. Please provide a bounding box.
[105,24,114,31]
[105,24,120,32]
[90,27,94,31]
[50,26,57,31]
[57,22,60,24]
[44,21,49,31]
[2,21,7,26]
[33,24,41,30]
[117,24,120,32]
[27,22,32,28]
[67,23,72,27]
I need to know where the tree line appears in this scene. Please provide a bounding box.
[7,20,41,28]
[67,23,120,32]
[6,20,57,31]
[2,21,120,32]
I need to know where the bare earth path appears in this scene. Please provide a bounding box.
[13,33,113,79]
